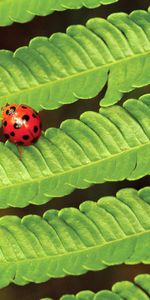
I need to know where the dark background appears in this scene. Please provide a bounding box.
[0,0,150,299]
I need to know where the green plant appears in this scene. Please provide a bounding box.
[0,0,119,26]
[1,8,150,110]
[0,1,149,299]
[0,187,149,288]
[41,274,150,299]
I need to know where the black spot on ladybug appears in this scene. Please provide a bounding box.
[4,134,9,139]
[34,126,38,133]
[23,135,29,140]
[40,122,42,129]
[32,113,36,118]
[14,121,22,129]
[32,137,38,144]
[16,141,24,146]
[22,115,30,122]
[6,110,9,115]
[10,131,15,137]
[21,105,27,109]
[3,121,7,127]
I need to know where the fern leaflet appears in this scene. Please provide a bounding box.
[0,0,118,26]
[0,9,150,109]
[1,95,150,207]
[0,188,149,288]
[41,274,150,299]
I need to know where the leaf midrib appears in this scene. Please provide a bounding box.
[0,50,150,101]
[0,230,149,264]
[1,141,150,191]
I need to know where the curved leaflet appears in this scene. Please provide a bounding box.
[0,0,118,26]
[1,9,150,109]
[41,274,150,299]
[0,188,149,287]
[1,95,150,207]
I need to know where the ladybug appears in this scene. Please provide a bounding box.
[2,104,42,157]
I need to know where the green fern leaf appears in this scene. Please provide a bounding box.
[1,95,150,207]
[1,8,150,109]
[41,274,150,299]
[0,188,149,288]
[0,0,118,26]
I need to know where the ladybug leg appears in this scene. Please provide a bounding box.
[17,145,24,160]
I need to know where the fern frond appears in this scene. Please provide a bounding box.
[0,0,118,26]
[41,274,150,299]
[1,95,150,208]
[1,9,150,109]
[0,188,149,288]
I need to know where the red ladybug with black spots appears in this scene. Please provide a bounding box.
[2,104,42,155]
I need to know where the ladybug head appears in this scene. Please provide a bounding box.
[1,103,9,111]
[1,103,17,118]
